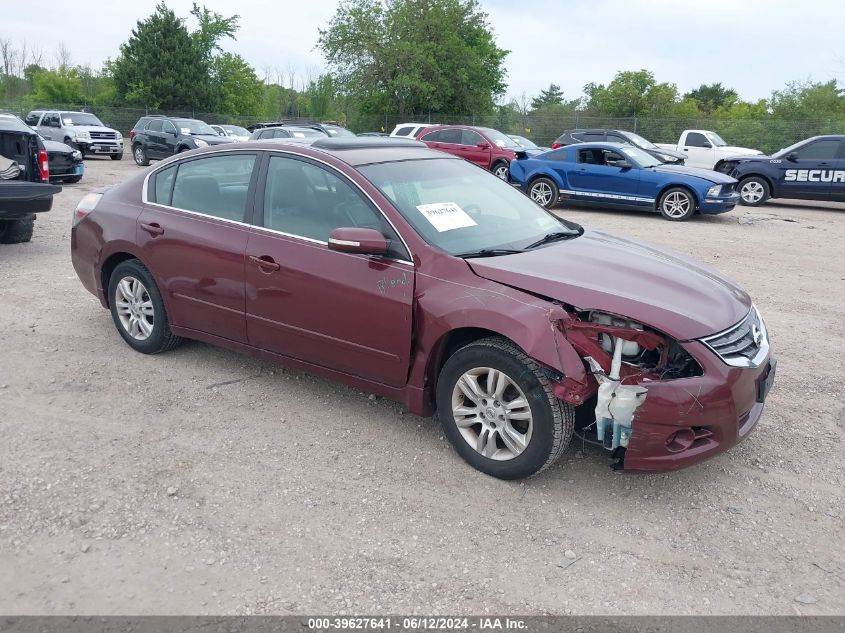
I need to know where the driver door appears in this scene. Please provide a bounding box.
[568,147,640,202]
[778,138,842,200]
[244,154,415,387]
[680,132,716,168]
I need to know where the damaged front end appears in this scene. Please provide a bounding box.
[551,309,703,469]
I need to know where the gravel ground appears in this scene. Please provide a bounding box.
[1,157,843,616]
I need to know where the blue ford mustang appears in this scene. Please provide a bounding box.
[509,142,740,221]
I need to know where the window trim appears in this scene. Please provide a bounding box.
[141,147,415,267]
[794,139,842,161]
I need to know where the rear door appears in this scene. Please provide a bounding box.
[38,113,60,141]
[143,119,166,158]
[161,119,179,156]
[680,132,716,168]
[778,138,842,200]
[137,152,259,342]
[244,153,414,386]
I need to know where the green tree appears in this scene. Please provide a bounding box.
[111,2,213,110]
[684,82,738,113]
[212,52,263,116]
[25,67,84,106]
[189,3,240,63]
[769,80,844,120]
[583,70,679,117]
[530,83,564,110]
[318,0,508,116]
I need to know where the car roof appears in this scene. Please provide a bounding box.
[197,137,454,167]
[0,113,34,133]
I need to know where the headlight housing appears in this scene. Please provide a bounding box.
[116,131,123,140]
[194,138,208,147]
[75,131,91,142]
[706,185,722,197]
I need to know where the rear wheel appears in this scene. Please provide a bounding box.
[133,144,149,166]
[658,187,696,221]
[738,176,770,206]
[0,216,34,244]
[436,337,574,480]
[528,177,558,209]
[108,259,182,354]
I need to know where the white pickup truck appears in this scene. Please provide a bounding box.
[656,130,762,170]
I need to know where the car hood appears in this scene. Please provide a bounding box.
[649,147,686,160]
[719,146,762,157]
[41,138,74,154]
[467,230,751,340]
[71,125,118,134]
[648,164,737,184]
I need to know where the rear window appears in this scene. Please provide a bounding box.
[152,165,176,204]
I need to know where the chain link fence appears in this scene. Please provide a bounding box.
[3,101,843,154]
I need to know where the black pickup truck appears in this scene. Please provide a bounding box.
[0,115,61,243]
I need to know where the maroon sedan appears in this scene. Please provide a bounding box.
[416,125,518,180]
[71,137,775,479]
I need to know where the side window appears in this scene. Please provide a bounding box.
[439,128,462,144]
[170,154,256,222]
[258,129,275,139]
[395,126,415,137]
[685,132,710,147]
[795,140,841,160]
[581,132,605,142]
[607,133,627,143]
[274,129,292,138]
[25,112,41,126]
[461,129,484,146]
[162,120,177,134]
[152,165,176,205]
[577,148,605,164]
[146,119,163,133]
[421,130,442,142]
[262,155,408,259]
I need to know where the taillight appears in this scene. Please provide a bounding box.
[38,149,49,181]
[551,142,562,149]
[129,128,135,141]
[73,192,103,227]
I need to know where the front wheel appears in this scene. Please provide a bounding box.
[107,259,183,354]
[110,152,124,161]
[492,161,509,181]
[658,187,696,221]
[528,177,559,209]
[738,177,770,206]
[436,337,574,480]
[133,144,149,166]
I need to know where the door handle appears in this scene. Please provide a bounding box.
[683,148,689,152]
[140,222,164,236]
[249,255,281,271]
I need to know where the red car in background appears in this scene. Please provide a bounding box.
[70,137,775,480]
[416,125,519,180]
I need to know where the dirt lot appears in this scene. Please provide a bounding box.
[1,156,843,616]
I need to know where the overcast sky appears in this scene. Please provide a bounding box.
[2,0,843,102]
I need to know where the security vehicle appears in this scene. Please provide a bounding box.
[716,135,845,206]
[129,116,233,166]
[26,110,123,159]
[70,137,774,478]
[510,142,739,220]
[552,129,686,165]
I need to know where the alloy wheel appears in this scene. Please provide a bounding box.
[662,191,691,218]
[530,181,553,207]
[451,366,533,461]
[494,164,509,180]
[114,276,155,341]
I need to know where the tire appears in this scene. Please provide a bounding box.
[738,176,770,207]
[110,152,124,161]
[492,161,509,181]
[0,216,34,244]
[436,336,574,480]
[107,259,183,354]
[528,177,559,209]
[64,175,82,184]
[133,144,149,166]
[658,187,696,221]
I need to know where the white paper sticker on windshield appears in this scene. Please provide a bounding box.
[63,118,74,125]
[416,202,477,232]
[180,128,192,135]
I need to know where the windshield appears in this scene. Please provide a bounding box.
[617,145,662,168]
[479,127,520,149]
[510,135,539,149]
[222,125,249,136]
[705,132,728,146]
[359,158,580,255]
[325,125,355,137]
[624,131,658,150]
[61,112,103,127]
[174,119,217,136]
[772,139,808,158]
[289,128,325,138]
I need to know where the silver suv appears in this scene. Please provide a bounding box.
[25,110,124,160]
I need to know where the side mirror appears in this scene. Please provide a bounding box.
[328,227,388,256]
[786,152,798,161]
[476,141,490,149]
